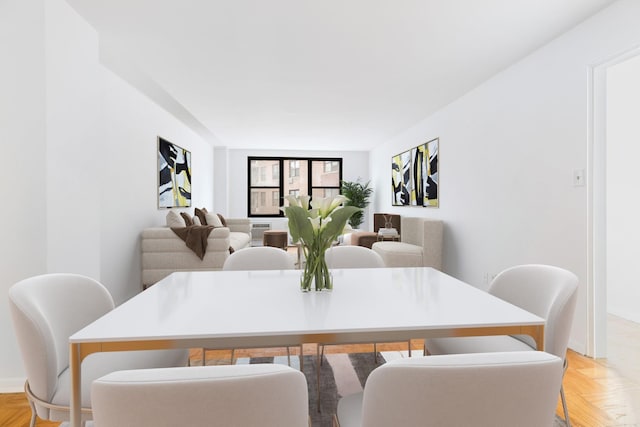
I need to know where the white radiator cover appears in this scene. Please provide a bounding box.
[251,223,272,242]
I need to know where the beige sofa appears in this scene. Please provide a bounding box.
[141,218,251,288]
[372,217,443,269]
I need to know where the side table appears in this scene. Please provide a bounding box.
[263,230,288,250]
[377,229,400,242]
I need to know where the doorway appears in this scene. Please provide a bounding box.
[590,48,640,358]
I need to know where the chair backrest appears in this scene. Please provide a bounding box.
[91,364,309,427]
[399,217,443,269]
[325,245,385,269]
[488,264,579,358]
[360,351,563,427]
[222,246,296,271]
[8,274,114,406]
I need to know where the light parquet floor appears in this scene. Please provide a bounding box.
[1,315,638,426]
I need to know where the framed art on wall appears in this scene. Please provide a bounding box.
[392,137,438,207]
[392,150,412,206]
[158,136,192,208]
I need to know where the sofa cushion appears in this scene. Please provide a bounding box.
[229,232,251,251]
[180,212,194,226]
[205,212,224,228]
[166,210,186,228]
[217,213,228,227]
[194,207,207,225]
[372,242,423,268]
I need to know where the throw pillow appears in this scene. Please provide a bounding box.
[193,215,202,226]
[205,212,223,228]
[217,213,228,227]
[166,210,186,228]
[194,207,207,225]
[180,212,194,226]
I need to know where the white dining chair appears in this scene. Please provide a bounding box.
[423,264,579,426]
[334,351,564,427]
[92,364,309,427]
[222,246,296,271]
[213,246,299,367]
[325,245,385,269]
[8,273,189,427]
[322,246,405,362]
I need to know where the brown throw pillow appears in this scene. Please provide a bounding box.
[217,213,228,227]
[180,212,193,226]
[194,207,207,225]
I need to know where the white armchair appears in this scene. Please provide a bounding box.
[92,364,309,427]
[424,264,579,426]
[372,217,443,269]
[8,273,189,426]
[334,351,563,427]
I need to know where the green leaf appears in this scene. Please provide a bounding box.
[283,206,315,245]
[323,206,360,242]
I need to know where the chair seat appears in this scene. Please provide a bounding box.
[425,335,533,356]
[372,242,423,267]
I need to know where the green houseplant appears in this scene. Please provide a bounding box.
[340,180,373,229]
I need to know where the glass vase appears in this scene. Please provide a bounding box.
[300,244,333,292]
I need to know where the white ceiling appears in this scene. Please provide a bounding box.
[66,0,616,151]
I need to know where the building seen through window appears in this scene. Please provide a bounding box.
[248,157,342,217]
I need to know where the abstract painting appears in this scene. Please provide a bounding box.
[422,137,438,207]
[392,150,412,205]
[158,137,191,208]
[392,137,438,207]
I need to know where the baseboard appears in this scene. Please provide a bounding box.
[0,377,25,393]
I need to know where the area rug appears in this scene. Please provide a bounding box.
[217,351,568,427]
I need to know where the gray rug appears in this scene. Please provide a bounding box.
[232,351,569,427]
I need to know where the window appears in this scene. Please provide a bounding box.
[324,160,339,173]
[248,159,280,215]
[289,160,300,177]
[248,157,342,217]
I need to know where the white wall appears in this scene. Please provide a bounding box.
[0,0,47,391]
[0,0,214,389]
[45,0,102,279]
[370,0,640,354]
[99,68,214,305]
[606,54,640,324]
[226,149,370,230]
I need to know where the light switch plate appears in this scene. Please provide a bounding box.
[573,169,585,187]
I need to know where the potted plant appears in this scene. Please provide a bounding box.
[282,194,359,291]
[341,180,373,229]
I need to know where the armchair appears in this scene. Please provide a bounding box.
[371,217,443,269]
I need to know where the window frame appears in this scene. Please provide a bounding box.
[247,156,343,218]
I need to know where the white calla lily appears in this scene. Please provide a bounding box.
[308,216,321,233]
[299,195,311,209]
[284,194,301,207]
[328,195,348,213]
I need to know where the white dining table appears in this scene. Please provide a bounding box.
[69,267,544,426]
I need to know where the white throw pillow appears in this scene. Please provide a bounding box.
[166,210,186,228]
[205,212,224,227]
[193,216,202,226]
